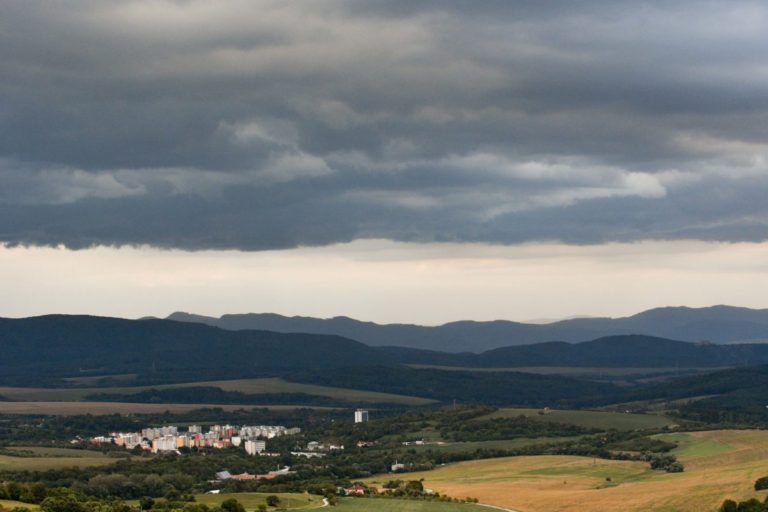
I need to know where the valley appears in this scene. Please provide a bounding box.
[3,313,768,512]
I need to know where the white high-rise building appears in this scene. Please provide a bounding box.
[354,409,369,423]
[244,440,266,455]
[152,435,178,453]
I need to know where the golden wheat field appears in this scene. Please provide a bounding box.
[367,430,768,512]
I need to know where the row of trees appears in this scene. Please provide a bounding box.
[716,476,768,511]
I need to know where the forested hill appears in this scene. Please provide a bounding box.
[625,364,768,424]
[0,315,388,385]
[167,305,768,352]
[6,315,768,409]
[392,335,768,369]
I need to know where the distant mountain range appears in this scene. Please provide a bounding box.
[3,315,768,388]
[167,305,768,352]
[5,315,768,407]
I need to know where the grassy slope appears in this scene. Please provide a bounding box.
[334,499,492,511]
[480,408,675,431]
[365,430,768,512]
[0,500,40,510]
[391,437,584,455]
[187,494,491,512]
[407,365,714,376]
[192,493,323,510]
[0,377,434,406]
[0,446,115,471]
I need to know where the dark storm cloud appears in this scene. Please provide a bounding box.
[1,0,767,249]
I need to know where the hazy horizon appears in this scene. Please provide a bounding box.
[3,238,768,325]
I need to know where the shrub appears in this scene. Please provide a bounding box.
[754,476,768,491]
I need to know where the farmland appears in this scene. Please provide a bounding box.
[0,446,116,471]
[188,493,323,510]
[0,377,434,410]
[0,500,40,510]
[366,430,768,512]
[407,365,713,377]
[479,408,675,431]
[185,494,493,512]
[0,401,331,416]
[334,499,494,511]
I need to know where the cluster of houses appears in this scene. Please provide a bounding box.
[214,466,294,482]
[90,423,301,454]
[401,438,446,447]
[290,439,345,458]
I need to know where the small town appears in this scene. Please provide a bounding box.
[90,423,301,455]
[87,410,371,456]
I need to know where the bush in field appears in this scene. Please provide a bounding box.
[754,476,768,490]
[718,500,737,512]
[220,499,244,512]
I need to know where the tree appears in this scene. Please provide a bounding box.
[40,496,86,512]
[19,483,47,504]
[5,483,22,501]
[754,476,768,490]
[735,498,763,512]
[139,497,155,510]
[220,499,245,512]
[265,496,280,507]
[404,480,424,494]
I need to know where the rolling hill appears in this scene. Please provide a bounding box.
[0,315,389,385]
[397,335,768,369]
[4,315,768,408]
[167,305,768,352]
[4,316,768,383]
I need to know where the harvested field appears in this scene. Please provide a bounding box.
[0,401,331,415]
[0,500,40,510]
[334,498,493,511]
[0,446,116,470]
[366,430,768,512]
[0,377,433,406]
[192,492,323,510]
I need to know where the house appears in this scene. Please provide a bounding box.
[345,484,366,496]
[254,466,294,480]
[290,451,326,458]
[231,473,257,481]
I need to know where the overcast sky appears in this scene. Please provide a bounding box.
[1,1,767,322]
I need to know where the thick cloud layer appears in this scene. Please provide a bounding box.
[1,1,767,249]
